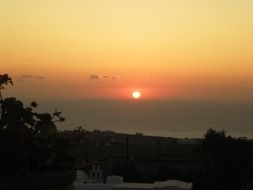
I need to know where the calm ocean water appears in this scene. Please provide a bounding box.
[23,99,253,138]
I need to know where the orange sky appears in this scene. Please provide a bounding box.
[1,0,253,100]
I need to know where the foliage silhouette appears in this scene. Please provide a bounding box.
[0,74,74,176]
[0,74,13,105]
[195,128,253,190]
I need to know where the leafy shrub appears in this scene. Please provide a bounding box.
[0,74,74,176]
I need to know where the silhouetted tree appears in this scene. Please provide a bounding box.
[195,128,253,190]
[0,74,74,176]
[0,74,13,101]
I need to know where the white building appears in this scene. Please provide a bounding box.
[74,173,192,190]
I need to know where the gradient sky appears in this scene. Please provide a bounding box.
[1,0,253,100]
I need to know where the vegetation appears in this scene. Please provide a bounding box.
[195,128,253,190]
[0,74,74,176]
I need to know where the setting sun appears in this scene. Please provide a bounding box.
[132,91,141,99]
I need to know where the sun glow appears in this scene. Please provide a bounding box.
[132,91,141,99]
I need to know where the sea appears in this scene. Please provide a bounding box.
[23,99,253,139]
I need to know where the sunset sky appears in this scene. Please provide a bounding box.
[1,0,253,100]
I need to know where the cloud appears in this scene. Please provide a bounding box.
[111,75,120,80]
[33,75,45,80]
[21,74,33,79]
[18,74,46,82]
[90,75,100,80]
[90,74,120,80]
